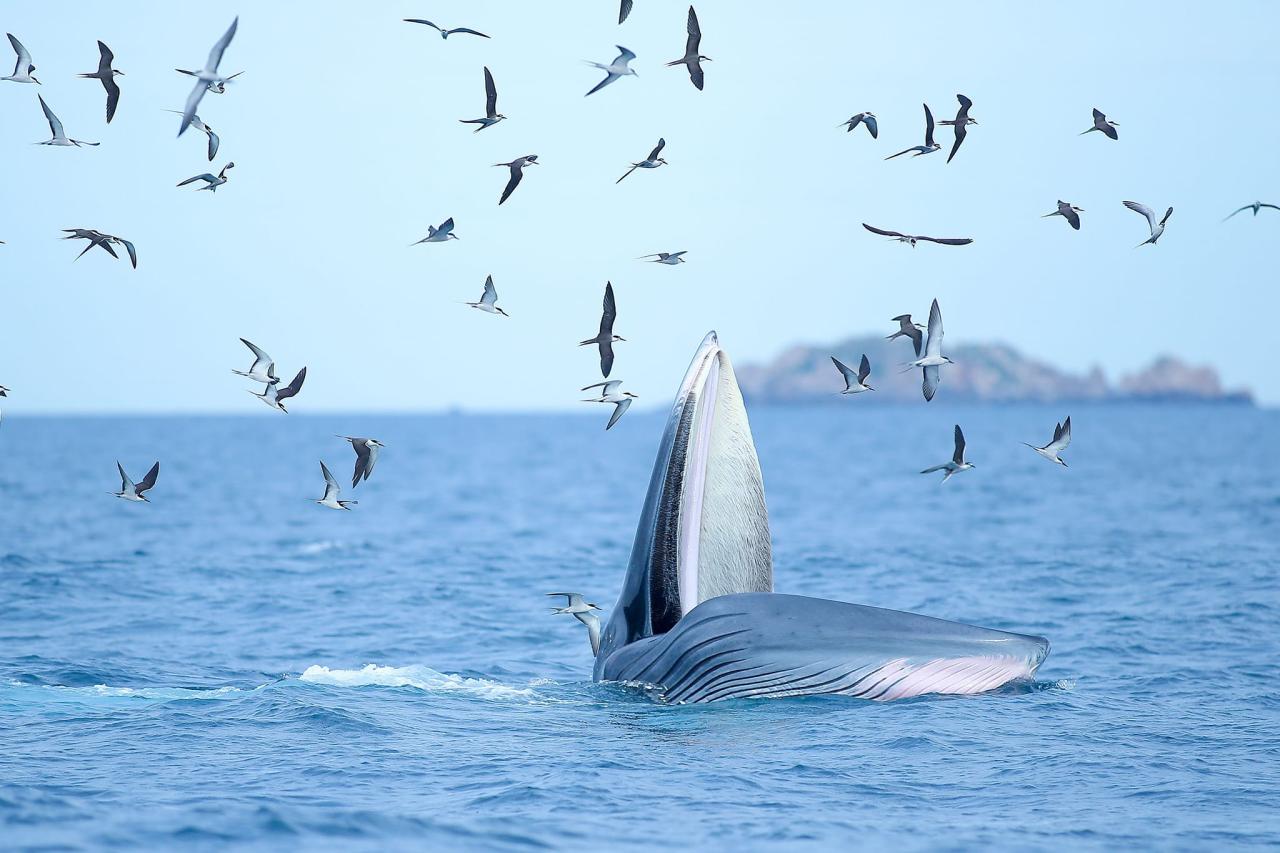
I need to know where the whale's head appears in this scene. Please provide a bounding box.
[596,332,772,672]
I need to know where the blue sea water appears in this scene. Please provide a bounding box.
[2,406,1278,851]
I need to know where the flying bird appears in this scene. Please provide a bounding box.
[831,354,873,394]
[1025,417,1072,467]
[944,94,975,164]
[921,425,974,484]
[413,217,458,244]
[0,386,8,396]
[887,314,925,357]
[585,46,637,96]
[617,138,667,183]
[666,6,710,90]
[862,223,972,247]
[906,299,952,402]
[467,275,509,316]
[249,366,306,413]
[403,19,489,39]
[1124,200,1173,247]
[35,95,98,147]
[885,104,939,159]
[77,41,123,123]
[176,17,238,136]
[232,338,277,384]
[582,379,638,430]
[1043,200,1084,230]
[105,234,137,268]
[1223,201,1280,221]
[177,162,234,192]
[2,34,39,84]
[639,251,686,265]
[618,0,634,24]
[1081,108,1118,140]
[459,67,505,132]
[495,154,538,205]
[580,282,624,377]
[840,112,878,138]
[548,593,603,656]
[113,461,159,502]
[178,68,242,94]
[338,436,384,488]
[315,461,357,510]
[62,229,117,262]
[165,110,219,159]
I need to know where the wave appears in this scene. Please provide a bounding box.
[298,664,535,700]
[3,680,247,703]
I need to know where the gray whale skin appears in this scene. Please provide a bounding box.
[593,332,1049,703]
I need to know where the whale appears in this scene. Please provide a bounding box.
[593,332,1050,703]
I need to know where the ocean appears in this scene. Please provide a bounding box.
[2,406,1277,851]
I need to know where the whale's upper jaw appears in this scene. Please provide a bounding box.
[595,332,772,674]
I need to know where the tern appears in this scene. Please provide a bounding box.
[885,104,939,159]
[77,41,123,123]
[165,109,219,160]
[459,67,505,132]
[35,95,98,147]
[466,275,509,316]
[403,19,489,39]
[0,386,8,396]
[548,593,603,656]
[831,354,873,394]
[413,217,458,244]
[105,234,138,268]
[178,69,242,94]
[585,45,637,97]
[840,112,878,138]
[1124,200,1173,247]
[582,380,638,430]
[1025,417,1072,467]
[617,138,667,183]
[666,6,710,90]
[113,461,159,502]
[1081,108,1118,140]
[580,282,624,377]
[619,0,634,24]
[944,94,975,164]
[495,154,538,205]
[249,366,306,413]
[176,17,238,136]
[639,251,686,265]
[177,162,234,192]
[906,299,952,402]
[315,461,357,510]
[1223,201,1280,221]
[863,223,972,247]
[338,436,384,488]
[887,314,925,357]
[1043,200,1084,230]
[921,425,974,484]
[232,338,278,385]
[62,229,117,262]
[2,34,39,84]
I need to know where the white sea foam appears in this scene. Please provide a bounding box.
[3,680,245,702]
[298,664,535,700]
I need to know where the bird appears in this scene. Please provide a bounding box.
[413,217,458,244]
[840,112,878,138]
[585,46,637,96]
[1081,108,1118,140]
[618,0,634,24]
[77,41,123,123]
[1124,200,1173,247]
[232,338,278,385]
[249,366,306,413]
[885,104,939,159]
[176,17,238,136]
[105,234,137,268]
[1025,417,1072,467]
[906,299,952,402]
[467,275,509,316]
[2,34,39,84]
[165,110,219,160]
[315,461,357,510]
[495,154,538,205]
[1043,200,1084,230]
[831,354,873,394]
[666,6,710,90]
[62,229,117,262]
[177,162,234,192]
[201,72,242,94]
[580,282,624,377]
[862,223,972,247]
[35,95,98,147]
[887,314,925,357]
[582,380,638,430]
[943,94,975,164]
[617,138,667,183]
[459,67,505,132]
[639,251,686,265]
[548,593,603,656]
[0,386,8,397]
[921,425,974,484]
[113,461,160,502]
[337,436,384,488]
[1223,201,1280,221]
[402,19,489,39]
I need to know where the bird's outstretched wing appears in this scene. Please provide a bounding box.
[484,66,498,116]
[136,462,160,495]
[481,275,498,306]
[618,0,634,23]
[1123,200,1156,232]
[923,103,936,147]
[277,367,307,401]
[38,95,64,138]
[685,7,701,56]
[498,164,523,205]
[922,365,939,402]
[606,397,632,430]
[599,282,617,337]
[647,138,666,160]
[858,354,872,384]
[917,236,973,245]
[947,121,966,164]
[925,298,943,357]
[952,425,966,464]
[449,27,490,38]
[864,114,878,138]
[177,173,216,186]
[862,223,907,239]
[404,19,443,32]
[830,356,855,389]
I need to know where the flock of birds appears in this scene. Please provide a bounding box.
[0,9,1275,655]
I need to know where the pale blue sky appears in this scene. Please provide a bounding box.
[1,0,1277,412]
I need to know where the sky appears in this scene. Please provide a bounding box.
[1,0,1278,412]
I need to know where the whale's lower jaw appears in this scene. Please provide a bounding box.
[597,593,1050,704]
